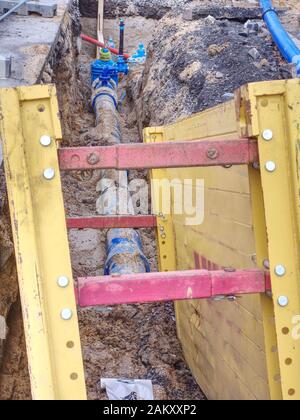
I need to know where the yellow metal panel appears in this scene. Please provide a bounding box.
[146,79,300,400]
[177,302,269,400]
[147,87,269,399]
[0,85,87,400]
[247,80,300,400]
[162,99,238,141]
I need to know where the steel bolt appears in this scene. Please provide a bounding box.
[40,135,51,147]
[61,308,73,320]
[265,161,276,172]
[278,296,289,307]
[275,265,286,277]
[87,152,100,165]
[224,267,236,273]
[262,129,273,141]
[207,148,219,160]
[57,276,69,288]
[43,168,55,180]
[158,212,166,220]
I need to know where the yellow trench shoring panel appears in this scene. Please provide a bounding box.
[145,79,300,400]
[242,80,300,400]
[0,85,87,400]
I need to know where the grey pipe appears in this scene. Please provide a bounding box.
[92,79,150,275]
[0,0,28,22]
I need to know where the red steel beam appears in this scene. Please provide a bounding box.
[77,269,271,307]
[67,215,157,229]
[59,138,258,171]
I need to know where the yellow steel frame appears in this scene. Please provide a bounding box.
[248,164,282,399]
[0,85,87,400]
[241,80,300,400]
[145,79,300,400]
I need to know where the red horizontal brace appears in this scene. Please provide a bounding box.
[58,138,258,171]
[67,215,157,229]
[77,269,271,307]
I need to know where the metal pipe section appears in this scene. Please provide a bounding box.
[91,49,150,275]
[260,0,300,75]
[0,0,28,22]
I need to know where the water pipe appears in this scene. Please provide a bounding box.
[0,0,28,22]
[91,49,149,275]
[260,0,300,75]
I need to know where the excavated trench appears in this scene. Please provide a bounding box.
[59,14,205,401]
[54,14,205,400]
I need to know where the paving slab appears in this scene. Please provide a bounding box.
[0,0,69,87]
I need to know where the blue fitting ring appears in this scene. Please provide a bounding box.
[92,92,118,111]
[262,7,278,19]
[104,236,151,275]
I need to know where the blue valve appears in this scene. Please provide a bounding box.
[91,49,119,87]
[129,43,147,64]
[117,55,129,76]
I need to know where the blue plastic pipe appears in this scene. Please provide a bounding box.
[260,0,300,75]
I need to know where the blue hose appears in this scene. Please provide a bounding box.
[260,0,300,75]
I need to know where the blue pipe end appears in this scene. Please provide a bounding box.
[260,0,300,75]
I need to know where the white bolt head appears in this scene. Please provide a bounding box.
[262,129,273,141]
[61,308,73,320]
[40,135,51,147]
[278,296,289,307]
[57,276,69,288]
[275,265,286,277]
[263,259,270,269]
[43,168,55,180]
[265,161,276,172]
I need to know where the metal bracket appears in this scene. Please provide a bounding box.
[245,80,300,400]
[0,85,86,400]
